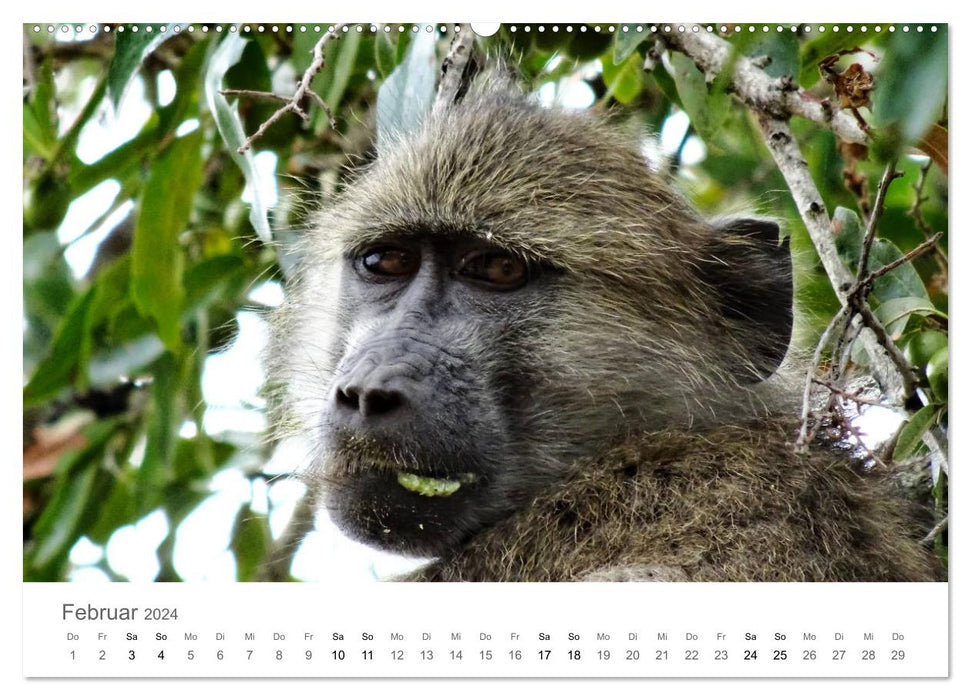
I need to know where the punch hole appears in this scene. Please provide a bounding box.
[471,23,500,36]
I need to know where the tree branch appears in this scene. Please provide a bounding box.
[661,26,868,145]
[755,113,917,404]
[224,26,342,153]
[856,162,901,285]
[256,487,319,582]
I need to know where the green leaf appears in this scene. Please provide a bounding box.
[23,232,74,332]
[137,353,181,502]
[874,296,943,336]
[613,27,650,64]
[737,31,799,79]
[394,30,414,64]
[156,37,210,136]
[647,61,682,109]
[23,60,58,160]
[131,130,204,351]
[27,420,120,575]
[376,25,438,155]
[905,330,947,369]
[872,28,947,148]
[204,33,273,242]
[566,27,612,61]
[868,238,930,303]
[24,170,72,231]
[668,52,731,144]
[894,404,938,461]
[926,346,947,402]
[68,115,161,198]
[108,26,171,107]
[23,287,96,405]
[184,254,249,312]
[87,471,137,544]
[231,505,272,581]
[831,206,928,304]
[602,51,645,105]
[57,75,108,163]
[374,29,398,77]
[321,32,361,128]
[832,206,863,266]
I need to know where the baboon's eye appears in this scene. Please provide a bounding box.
[360,247,419,278]
[456,250,529,291]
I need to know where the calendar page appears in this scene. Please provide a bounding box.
[21,9,952,691]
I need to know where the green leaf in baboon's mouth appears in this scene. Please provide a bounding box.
[396,471,476,497]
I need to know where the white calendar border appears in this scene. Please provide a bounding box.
[7,0,964,696]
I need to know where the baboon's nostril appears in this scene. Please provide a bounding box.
[335,385,405,418]
[335,386,360,412]
[360,389,404,417]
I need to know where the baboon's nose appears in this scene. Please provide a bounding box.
[334,383,406,418]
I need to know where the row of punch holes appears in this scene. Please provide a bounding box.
[32,24,939,36]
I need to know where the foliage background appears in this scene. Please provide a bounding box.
[22,22,948,582]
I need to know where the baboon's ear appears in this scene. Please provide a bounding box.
[700,218,793,382]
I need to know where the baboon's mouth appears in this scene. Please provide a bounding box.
[328,443,482,498]
[396,471,478,497]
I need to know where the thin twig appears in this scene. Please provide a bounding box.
[836,405,891,471]
[796,305,851,451]
[226,26,342,153]
[856,162,901,285]
[859,232,943,289]
[910,159,935,237]
[221,89,294,103]
[909,159,949,270]
[811,378,888,408]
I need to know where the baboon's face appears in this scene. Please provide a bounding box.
[319,235,558,556]
[281,88,794,558]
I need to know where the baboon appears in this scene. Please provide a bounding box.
[266,74,941,582]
